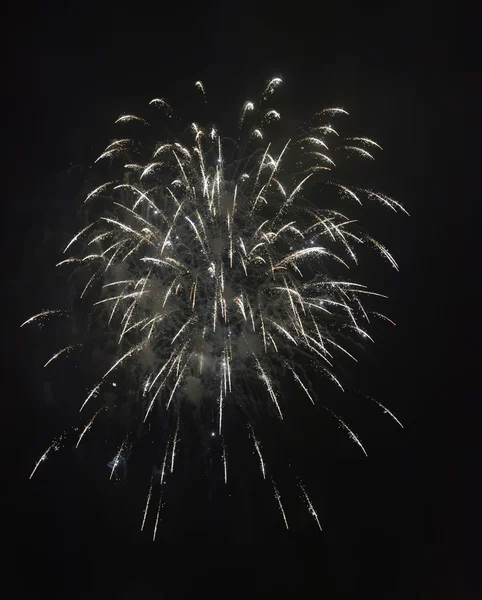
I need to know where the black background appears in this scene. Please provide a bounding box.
[4,0,481,597]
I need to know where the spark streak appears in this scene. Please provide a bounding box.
[43,344,76,367]
[300,483,322,531]
[141,476,153,531]
[272,479,289,529]
[29,447,51,479]
[250,425,266,479]
[153,493,163,541]
[370,397,403,428]
[76,408,102,448]
[20,309,65,328]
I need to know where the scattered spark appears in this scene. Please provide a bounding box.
[63,222,96,253]
[272,479,289,529]
[264,77,282,97]
[29,447,51,479]
[371,311,397,326]
[115,114,146,124]
[80,384,101,412]
[222,442,228,484]
[341,146,375,160]
[110,441,128,480]
[76,408,102,448]
[149,98,172,112]
[317,107,349,116]
[153,493,163,541]
[264,109,281,121]
[240,101,255,127]
[250,425,266,479]
[170,420,179,473]
[43,344,76,367]
[194,81,206,101]
[102,343,144,379]
[141,475,154,531]
[29,431,68,479]
[367,237,399,270]
[84,182,114,203]
[300,483,322,531]
[20,309,65,328]
[347,137,383,150]
[370,397,403,428]
[329,410,368,456]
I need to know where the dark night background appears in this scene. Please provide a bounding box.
[3,0,481,596]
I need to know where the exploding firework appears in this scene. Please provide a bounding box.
[24,76,405,536]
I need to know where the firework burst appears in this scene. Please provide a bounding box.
[25,76,405,536]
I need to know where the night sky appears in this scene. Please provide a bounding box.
[4,1,481,597]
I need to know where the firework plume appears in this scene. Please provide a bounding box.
[24,76,405,535]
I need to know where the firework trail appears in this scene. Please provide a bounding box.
[141,475,153,532]
[300,482,323,532]
[272,478,289,530]
[25,76,405,535]
[29,430,69,479]
[222,441,227,484]
[249,424,266,479]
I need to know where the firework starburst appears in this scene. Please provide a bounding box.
[25,76,405,536]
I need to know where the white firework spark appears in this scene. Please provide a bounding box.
[370,396,404,428]
[300,483,323,532]
[43,344,77,368]
[272,478,289,530]
[29,431,69,479]
[249,424,266,479]
[25,76,405,537]
[20,309,66,328]
[76,408,104,448]
[141,475,154,531]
